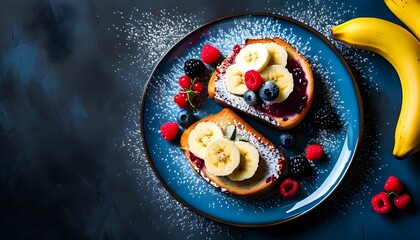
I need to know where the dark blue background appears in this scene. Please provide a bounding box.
[1,0,419,239]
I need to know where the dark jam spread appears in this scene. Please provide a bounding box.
[255,60,309,120]
[190,153,204,169]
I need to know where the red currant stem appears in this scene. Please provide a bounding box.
[387,192,399,197]
[187,93,195,108]
[185,78,200,108]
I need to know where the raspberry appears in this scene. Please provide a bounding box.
[279,178,299,199]
[160,122,179,141]
[384,175,403,194]
[179,75,192,89]
[184,59,206,79]
[371,192,391,214]
[305,144,324,161]
[201,44,220,64]
[394,193,411,210]
[174,92,189,108]
[244,70,264,91]
[289,156,312,179]
[314,104,340,129]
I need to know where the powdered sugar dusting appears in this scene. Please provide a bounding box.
[111,0,380,234]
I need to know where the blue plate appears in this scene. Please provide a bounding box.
[140,13,362,226]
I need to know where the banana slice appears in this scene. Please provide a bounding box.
[228,141,260,181]
[264,42,288,67]
[225,64,247,95]
[235,43,270,72]
[204,138,240,176]
[260,65,294,103]
[188,122,224,159]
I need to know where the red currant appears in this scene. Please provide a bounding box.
[192,82,204,93]
[179,75,192,89]
[174,92,189,108]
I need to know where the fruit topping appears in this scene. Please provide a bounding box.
[260,65,294,103]
[174,92,189,108]
[394,193,411,210]
[187,122,224,159]
[264,42,288,66]
[305,144,324,161]
[279,132,295,149]
[253,60,309,118]
[176,109,195,128]
[184,59,206,79]
[228,141,260,181]
[371,192,391,214]
[259,81,279,102]
[289,155,312,179]
[201,44,221,65]
[204,138,241,176]
[225,64,247,95]
[160,122,179,141]
[243,90,261,106]
[314,104,340,129]
[235,43,270,72]
[279,178,299,199]
[179,75,192,89]
[384,175,403,194]
[244,70,264,91]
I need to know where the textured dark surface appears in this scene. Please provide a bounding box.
[1,0,420,239]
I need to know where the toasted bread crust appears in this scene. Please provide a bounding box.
[180,108,288,197]
[208,37,314,130]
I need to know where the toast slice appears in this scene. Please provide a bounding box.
[180,108,288,197]
[208,37,314,130]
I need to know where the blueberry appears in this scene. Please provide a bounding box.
[259,81,279,102]
[177,109,195,128]
[243,90,261,105]
[279,132,295,149]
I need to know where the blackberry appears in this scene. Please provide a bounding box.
[314,104,340,129]
[289,155,312,179]
[184,59,206,79]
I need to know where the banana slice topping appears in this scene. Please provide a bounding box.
[188,122,224,159]
[204,138,241,176]
[188,123,260,180]
[224,43,294,103]
[228,141,260,181]
[225,64,247,95]
[235,43,270,72]
[263,42,288,67]
[260,65,294,103]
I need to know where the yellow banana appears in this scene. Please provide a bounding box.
[385,0,420,40]
[331,17,420,159]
